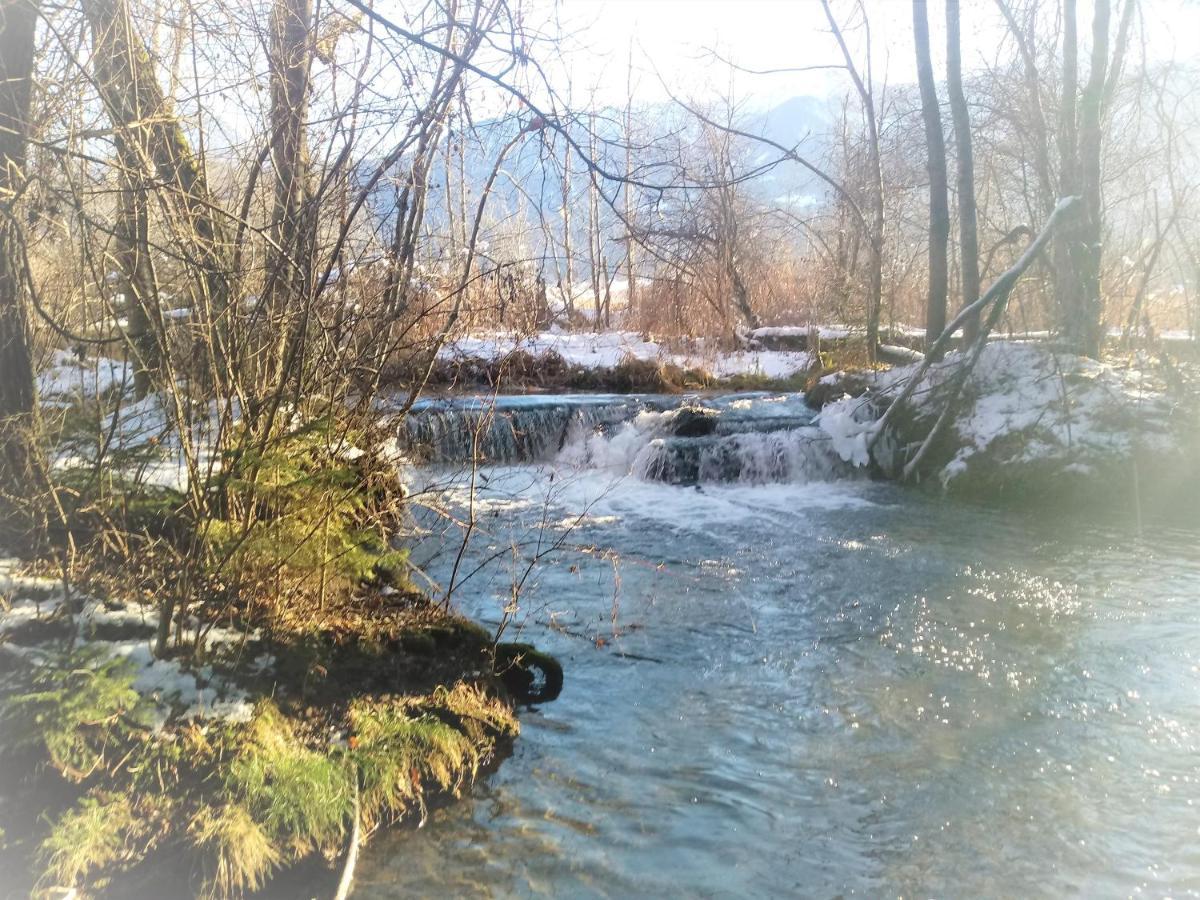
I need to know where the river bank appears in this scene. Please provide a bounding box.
[0,552,529,898]
[0,353,558,898]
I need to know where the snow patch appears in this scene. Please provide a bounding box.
[1,559,258,727]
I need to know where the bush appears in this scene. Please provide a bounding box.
[0,645,153,777]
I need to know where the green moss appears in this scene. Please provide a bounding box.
[428,682,520,741]
[5,670,515,897]
[348,683,514,827]
[204,418,408,609]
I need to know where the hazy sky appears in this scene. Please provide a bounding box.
[536,0,1200,110]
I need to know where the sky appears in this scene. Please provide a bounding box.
[533,0,1200,111]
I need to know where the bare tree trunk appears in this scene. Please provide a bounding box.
[623,46,637,325]
[456,88,469,253]
[114,152,157,397]
[85,0,163,394]
[259,0,321,407]
[946,0,981,345]
[588,115,602,332]
[1069,0,1111,358]
[1054,0,1086,349]
[444,110,460,258]
[0,0,42,535]
[560,140,575,318]
[913,0,950,356]
[264,0,314,324]
[380,2,476,325]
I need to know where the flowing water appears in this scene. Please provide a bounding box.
[358,394,1200,898]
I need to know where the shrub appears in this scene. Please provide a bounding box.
[0,645,153,777]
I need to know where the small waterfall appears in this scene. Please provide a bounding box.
[633,428,851,485]
[400,397,646,464]
[398,393,852,486]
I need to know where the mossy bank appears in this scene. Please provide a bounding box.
[0,564,548,898]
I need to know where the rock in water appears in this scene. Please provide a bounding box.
[493,642,564,704]
[669,405,718,437]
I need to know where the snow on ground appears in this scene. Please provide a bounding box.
[438,329,815,380]
[0,558,261,728]
[749,324,857,341]
[37,349,134,403]
[443,330,660,369]
[933,343,1180,483]
[36,351,231,493]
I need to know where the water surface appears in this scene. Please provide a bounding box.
[360,397,1200,898]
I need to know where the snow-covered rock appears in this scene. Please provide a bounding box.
[817,342,1199,499]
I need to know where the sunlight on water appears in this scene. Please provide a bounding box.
[359,453,1200,898]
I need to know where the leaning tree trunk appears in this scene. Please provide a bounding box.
[0,0,45,544]
[946,0,982,345]
[83,0,231,372]
[913,0,950,357]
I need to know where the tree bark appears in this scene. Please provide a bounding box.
[913,0,950,356]
[623,48,637,324]
[0,0,42,527]
[114,145,157,397]
[946,0,982,345]
[1053,0,1086,349]
[560,141,575,318]
[264,0,315,320]
[261,0,318,394]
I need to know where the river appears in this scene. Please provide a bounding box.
[356,393,1200,898]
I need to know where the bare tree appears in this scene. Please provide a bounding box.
[623,46,639,323]
[560,137,576,318]
[83,0,233,391]
[262,0,315,358]
[821,0,885,359]
[1067,0,1111,357]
